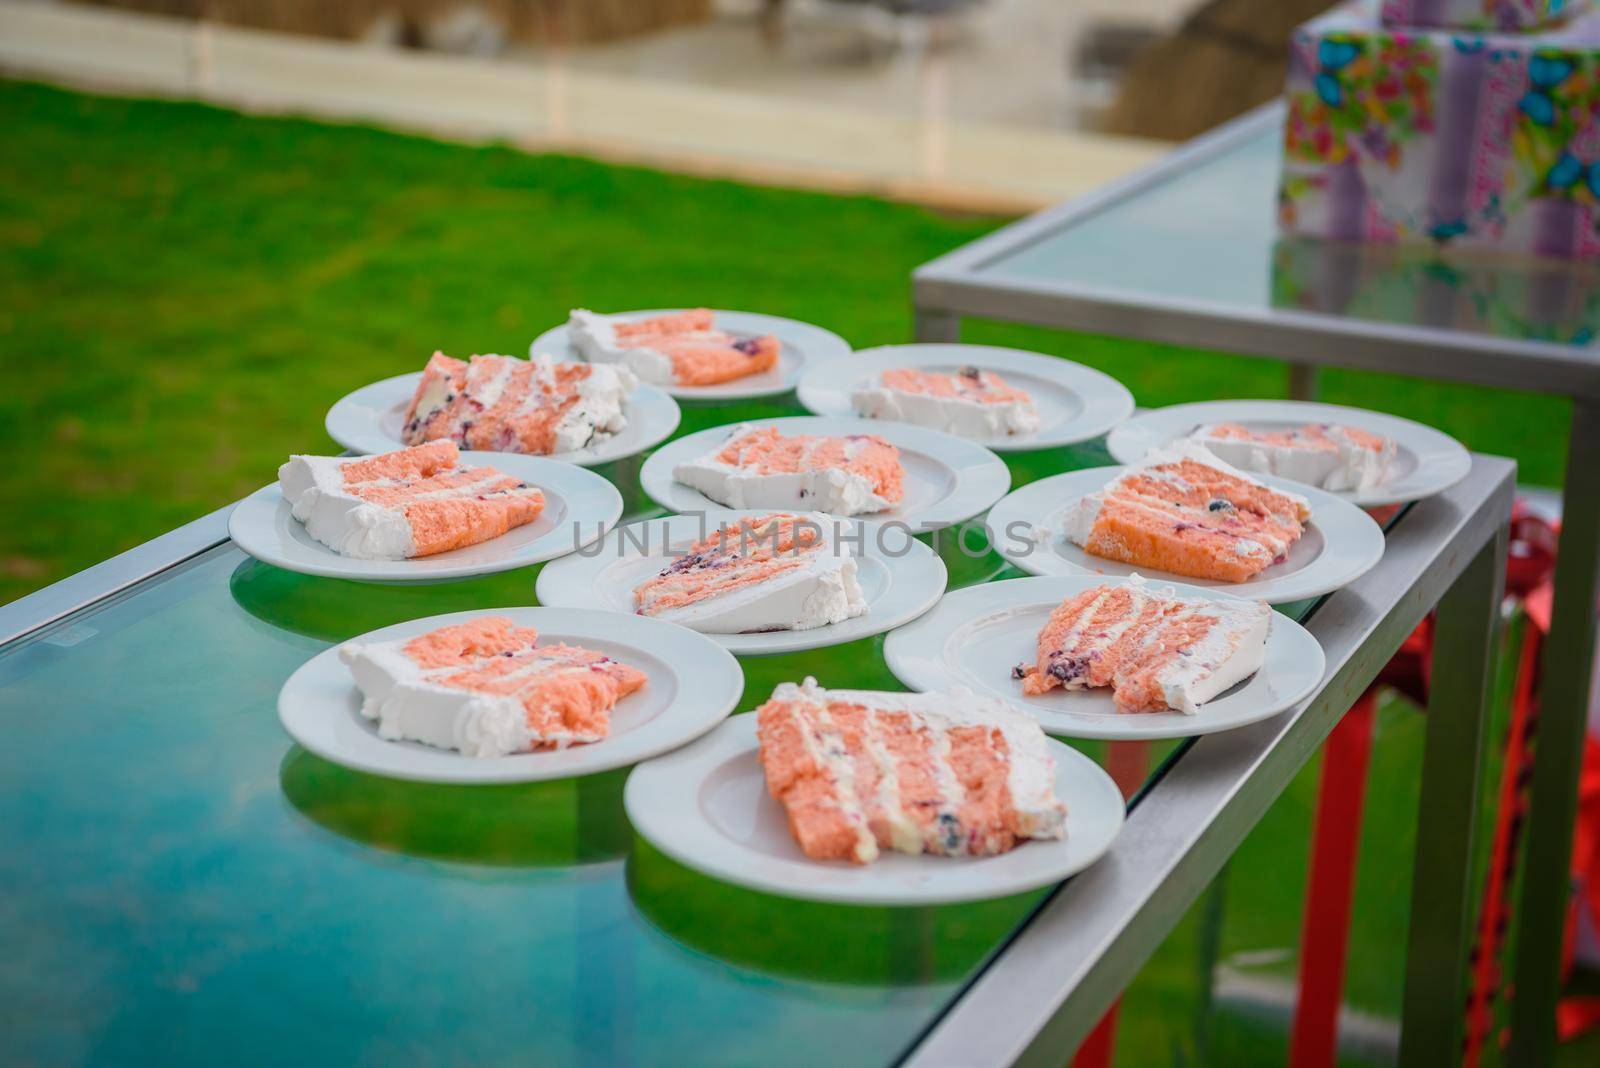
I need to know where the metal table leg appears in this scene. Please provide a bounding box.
[1509,398,1600,1065]
[1288,363,1320,402]
[1399,522,1508,1064]
[914,308,961,343]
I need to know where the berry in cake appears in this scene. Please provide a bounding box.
[1187,422,1396,492]
[568,308,780,387]
[673,423,905,515]
[1060,443,1311,582]
[633,512,867,634]
[278,440,545,560]
[852,365,1040,437]
[1015,580,1270,714]
[755,678,1066,864]
[341,615,647,756]
[401,351,634,455]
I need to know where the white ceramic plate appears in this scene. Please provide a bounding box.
[323,370,681,467]
[625,713,1124,905]
[797,343,1135,451]
[985,466,1384,603]
[530,309,849,400]
[639,416,1011,532]
[278,607,743,783]
[228,453,623,583]
[1105,399,1471,506]
[883,576,1326,740]
[535,510,948,655]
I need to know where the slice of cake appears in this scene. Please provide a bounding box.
[1186,422,1396,492]
[401,351,634,455]
[633,513,868,634]
[341,615,647,756]
[1016,580,1270,714]
[1061,443,1311,582]
[568,308,780,387]
[278,440,545,560]
[756,678,1066,864]
[673,424,904,515]
[852,365,1039,437]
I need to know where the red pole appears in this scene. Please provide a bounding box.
[1069,740,1152,1068]
[1289,691,1379,1068]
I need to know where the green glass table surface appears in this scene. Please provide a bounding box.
[975,118,1600,348]
[0,410,1359,1066]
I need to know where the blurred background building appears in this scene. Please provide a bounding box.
[0,0,1331,209]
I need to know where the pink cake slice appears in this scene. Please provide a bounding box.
[1016,582,1270,714]
[570,307,780,386]
[401,352,632,455]
[672,424,905,515]
[1061,444,1311,583]
[340,616,647,756]
[278,440,545,559]
[755,679,1066,864]
[1191,422,1397,492]
[632,513,866,633]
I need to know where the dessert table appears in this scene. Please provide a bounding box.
[912,100,1598,1063]
[0,391,1511,1064]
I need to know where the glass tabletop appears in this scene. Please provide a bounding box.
[0,401,1371,1066]
[975,116,1600,349]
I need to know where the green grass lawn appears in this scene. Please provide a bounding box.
[2,77,1593,1064]
[0,78,1572,606]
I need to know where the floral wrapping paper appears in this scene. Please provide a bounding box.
[1381,0,1593,32]
[1280,0,1600,259]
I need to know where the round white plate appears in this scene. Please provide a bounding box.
[883,576,1326,740]
[530,309,849,400]
[639,416,1011,532]
[797,343,1135,451]
[228,453,624,583]
[625,713,1124,905]
[278,607,743,783]
[535,510,948,655]
[985,466,1384,603]
[1105,400,1471,506]
[324,371,682,467]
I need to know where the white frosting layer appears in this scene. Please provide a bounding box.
[339,638,608,757]
[1190,424,1395,493]
[278,455,415,560]
[771,678,1067,854]
[672,424,894,516]
[645,517,868,634]
[531,353,636,453]
[1137,581,1271,714]
[852,378,1038,438]
[340,641,538,756]
[568,309,675,386]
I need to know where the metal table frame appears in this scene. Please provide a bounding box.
[0,458,1514,1065]
[913,101,1598,1064]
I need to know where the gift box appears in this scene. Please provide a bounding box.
[1381,0,1592,32]
[1278,1,1600,259]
